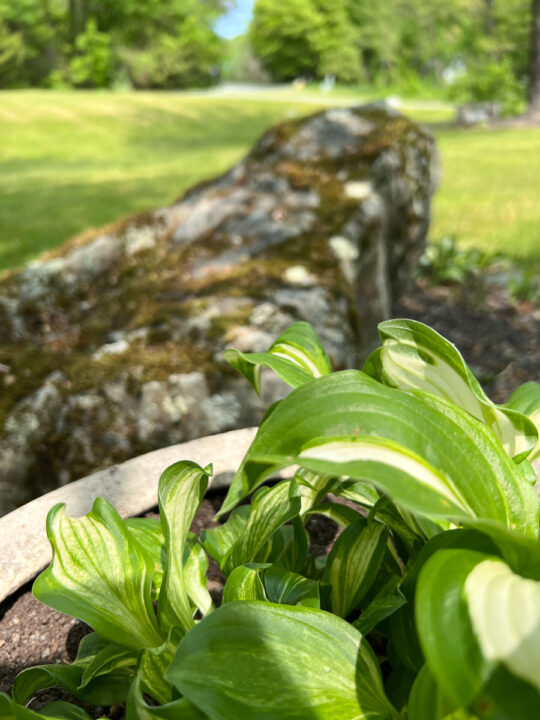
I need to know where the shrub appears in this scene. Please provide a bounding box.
[449,56,526,117]
[68,19,114,89]
[2,320,539,718]
[121,19,222,90]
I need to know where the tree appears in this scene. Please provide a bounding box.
[250,0,361,83]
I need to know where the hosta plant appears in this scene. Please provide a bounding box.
[2,319,540,719]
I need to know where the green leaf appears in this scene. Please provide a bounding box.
[473,664,540,720]
[126,517,165,601]
[263,565,320,607]
[416,549,497,706]
[0,696,97,720]
[79,643,137,688]
[200,505,250,569]
[218,370,538,536]
[295,468,337,514]
[506,381,540,460]
[222,480,302,575]
[13,661,131,706]
[224,321,332,394]
[371,319,537,461]
[184,534,214,616]
[324,518,388,618]
[157,461,210,633]
[32,498,163,651]
[39,703,96,720]
[126,629,207,719]
[222,563,268,603]
[305,501,366,528]
[136,627,184,705]
[272,515,309,573]
[460,518,540,580]
[464,557,540,693]
[353,577,407,635]
[166,601,399,720]
[407,665,461,720]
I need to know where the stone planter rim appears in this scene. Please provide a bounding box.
[0,427,263,605]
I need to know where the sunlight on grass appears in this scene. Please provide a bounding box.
[0,90,538,270]
[431,126,540,261]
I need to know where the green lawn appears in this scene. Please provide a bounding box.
[0,90,539,271]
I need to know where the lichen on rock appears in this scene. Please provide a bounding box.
[0,104,438,515]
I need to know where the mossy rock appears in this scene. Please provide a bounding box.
[0,104,438,514]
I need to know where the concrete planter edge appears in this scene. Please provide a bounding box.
[0,427,258,604]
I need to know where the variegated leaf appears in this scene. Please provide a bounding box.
[368,319,537,461]
[157,461,210,633]
[33,499,163,651]
[224,321,332,394]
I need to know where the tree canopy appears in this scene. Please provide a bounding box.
[0,0,228,88]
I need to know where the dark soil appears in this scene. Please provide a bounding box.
[1,277,538,713]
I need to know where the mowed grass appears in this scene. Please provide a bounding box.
[431,125,540,263]
[0,90,539,271]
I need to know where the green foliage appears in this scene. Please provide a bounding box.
[250,0,361,82]
[0,0,225,89]
[3,319,540,718]
[449,57,527,117]
[418,235,495,284]
[121,18,223,89]
[67,19,114,88]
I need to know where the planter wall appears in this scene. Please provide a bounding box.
[0,427,261,604]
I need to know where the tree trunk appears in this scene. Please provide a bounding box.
[484,0,495,34]
[530,0,540,111]
[69,0,88,41]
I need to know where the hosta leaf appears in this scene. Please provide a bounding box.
[407,665,461,720]
[218,370,538,536]
[224,321,332,394]
[506,381,540,460]
[272,516,309,573]
[473,664,540,719]
[292,436,474,519]
[353,577,407,636]
[39,703,97,720]
[126,630,207,720]
[166,601,399,720]
[13,661,130,706]
[0,696,96,720]
[324,518,387,618]
[464,558,540,693]
[184,534,214,616]
[305,501,365,528]
[222,480,301,575]
[416,549,494,705]
[222,563,268,603]
[126,517,165,601]
[414,546,539,711]
[157,461,210,633]
[79,643,137,688]
[295,468,337,514]
[200,505,250,569]
[32,498,163,651]
[370,319,537,461]
[136,627,184,705]
[263,565,320,607]
[460,518,540,580]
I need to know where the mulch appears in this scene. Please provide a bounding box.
[1,276,538,714]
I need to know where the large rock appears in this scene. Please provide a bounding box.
[0,104,438,515]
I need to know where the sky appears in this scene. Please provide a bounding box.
[214,0,255,39]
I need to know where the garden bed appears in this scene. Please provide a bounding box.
[0,489,340,716]
[1,276,538,716]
